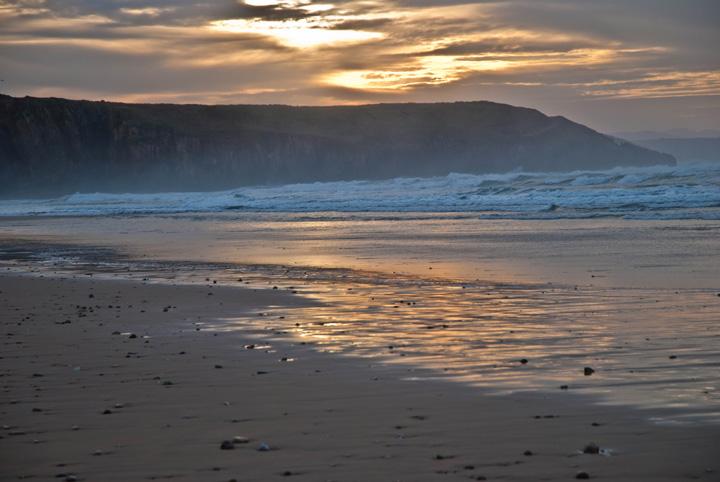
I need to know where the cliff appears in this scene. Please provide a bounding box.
[0,95,675,197]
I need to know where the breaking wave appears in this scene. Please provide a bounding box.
[2,162,719,220]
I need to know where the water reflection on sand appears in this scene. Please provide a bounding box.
[1,213,719,423]
[204,268,719,423]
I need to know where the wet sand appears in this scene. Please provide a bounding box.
[1,274,717,481]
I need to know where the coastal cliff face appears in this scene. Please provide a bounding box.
[0,95,675,197]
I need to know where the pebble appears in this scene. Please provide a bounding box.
[232,436,249,444]
[583,442,600,454]
[220,440,235,450]
[257,442,271,452]
[520,358,528,364]
[576,472,590,479]
[583,367,595,376]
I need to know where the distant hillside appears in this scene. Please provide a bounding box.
[0,95,674,197]
[634,138,720,163]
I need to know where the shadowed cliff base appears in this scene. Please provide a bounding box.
[0,95,674,198]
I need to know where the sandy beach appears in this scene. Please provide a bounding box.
[1,273,717,482]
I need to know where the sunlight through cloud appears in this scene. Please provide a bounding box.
[210,17,383,48]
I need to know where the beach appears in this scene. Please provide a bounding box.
[2,209,720,482]
[1,273,718,482]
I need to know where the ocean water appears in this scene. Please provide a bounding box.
[1,162,719,219]
[1,161,719,423]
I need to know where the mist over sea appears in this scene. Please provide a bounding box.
[2,162,719,220]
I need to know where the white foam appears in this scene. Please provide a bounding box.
[1,162,719,219]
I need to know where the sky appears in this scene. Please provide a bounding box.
[1,0,719,133]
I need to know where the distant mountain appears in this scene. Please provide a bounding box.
[634,138,720,163]
[0,95,674,198]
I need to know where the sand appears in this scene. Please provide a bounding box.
[1,274,717,482]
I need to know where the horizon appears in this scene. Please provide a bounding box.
[1,0,719,133]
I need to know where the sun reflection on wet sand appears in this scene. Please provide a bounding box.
[1,214,719,423]
[208,271,718,423]
[61,252,715,424]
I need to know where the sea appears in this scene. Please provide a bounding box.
[1,161,719,423]
[1,162,719,220]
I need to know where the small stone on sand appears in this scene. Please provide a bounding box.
[583,442,600,454]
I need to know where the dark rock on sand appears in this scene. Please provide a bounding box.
[583,442,600,454]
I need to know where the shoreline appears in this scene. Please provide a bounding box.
[1,273,718,481]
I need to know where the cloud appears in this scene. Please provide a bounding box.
[0,0,718,132]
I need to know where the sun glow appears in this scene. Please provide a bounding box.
[324,56,512,91]
[210,17,383,48]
